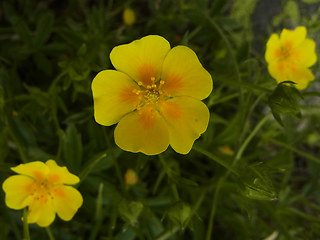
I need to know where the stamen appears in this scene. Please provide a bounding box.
[151,77,156,82]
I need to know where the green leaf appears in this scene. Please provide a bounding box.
[118,200,144,226]
[34,12,54,47]
[165,201,192,230]
[240,163,277,201]
[63,125,83,172]
[268,82,303,125]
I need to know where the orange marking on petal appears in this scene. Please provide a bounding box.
[139,107,156,129]
[284,41,292,51]
[53,187,65,198]
[162,75,182,95]
[48,174,60,185]
[120,87,139,104]
[138,64,156,86]
[25,182,36,193]
[277,62,285,72]
[275,49,283,58]
[33,170,45,182]
[161,102,181,120]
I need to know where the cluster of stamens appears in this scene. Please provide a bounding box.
[30,179,55,202]
[132,76,166,110]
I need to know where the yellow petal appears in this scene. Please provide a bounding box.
[290,39,317,67]
[52,186,83,221]
[46,160,80,185]
[280,26,306,49]
[161,46,213,100]
[268,61,314,90]
[265,33,281,63]
[159,97,210,154]
[92,70,140,126]
[11,161,49,182]
[114,106,170,155]
[110,35,171,86]
[2,175,34,209]
[288,66,314,90]
[28,198,56,227]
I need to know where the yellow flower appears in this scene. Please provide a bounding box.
[123,8,136,26]
[124,169,138,185]
[2,160,83,227]
[265,26,317,90]
[92,35,213,155]
[218,146,234,155]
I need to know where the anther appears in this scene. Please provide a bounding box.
[160,80,165,85]
[151,84,157,88]
[151,77,156,82]
[138,81,143,86]
[146,85,152,89]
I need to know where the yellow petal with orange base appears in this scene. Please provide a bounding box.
[92,70,140,126]
[2,175,34,209]
[110,35,171,86]
[268,61,314,89]
[280,26,306,49]
[159,97,210,154]
[290,38,317,67]
[52,185,83,221]
[161,46,213,100]
[11,161,49,182]
[46,160,80,185]
[28,198,56,227]
[114,106,170,155]
[265,33,281,64]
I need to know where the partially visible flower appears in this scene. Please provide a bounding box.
[125,169,138,185]
[265,26,317,90]
[218,145,234,155]
[92,35,213,155]
[123,8,136,26]
[2,160,83,227]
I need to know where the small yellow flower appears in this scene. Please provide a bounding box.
[92,35,213,155]
[124,169,138,185]
[265,26,317,90]
[218,145,234,155]
[123,8,136,26]
[2,160,83,227]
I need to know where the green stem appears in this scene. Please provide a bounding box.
[234,113,271,165]
[22,208,30,240]
[155,227,179,240]
[104,129,125,190]
[205,178,224,240]
[193,146,240,176]
[270,138,320,164]
[159,155,180,201]
[45,227,55,240]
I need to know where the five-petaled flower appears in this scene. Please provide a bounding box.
[92,35,213,155]
[2,160,83,227]
[265,26,317,90]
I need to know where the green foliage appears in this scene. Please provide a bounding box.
[1,0,320,239]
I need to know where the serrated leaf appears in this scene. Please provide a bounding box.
[268,82,302,125]
[240,163,277,201]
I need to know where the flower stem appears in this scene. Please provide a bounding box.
[193,146,240,176]
[22,208,30,240]
[45,227,55,240]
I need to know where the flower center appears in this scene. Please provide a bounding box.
[133,77,166,109]
[29,179,55,203]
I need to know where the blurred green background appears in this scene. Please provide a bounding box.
[1,0,320,239]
